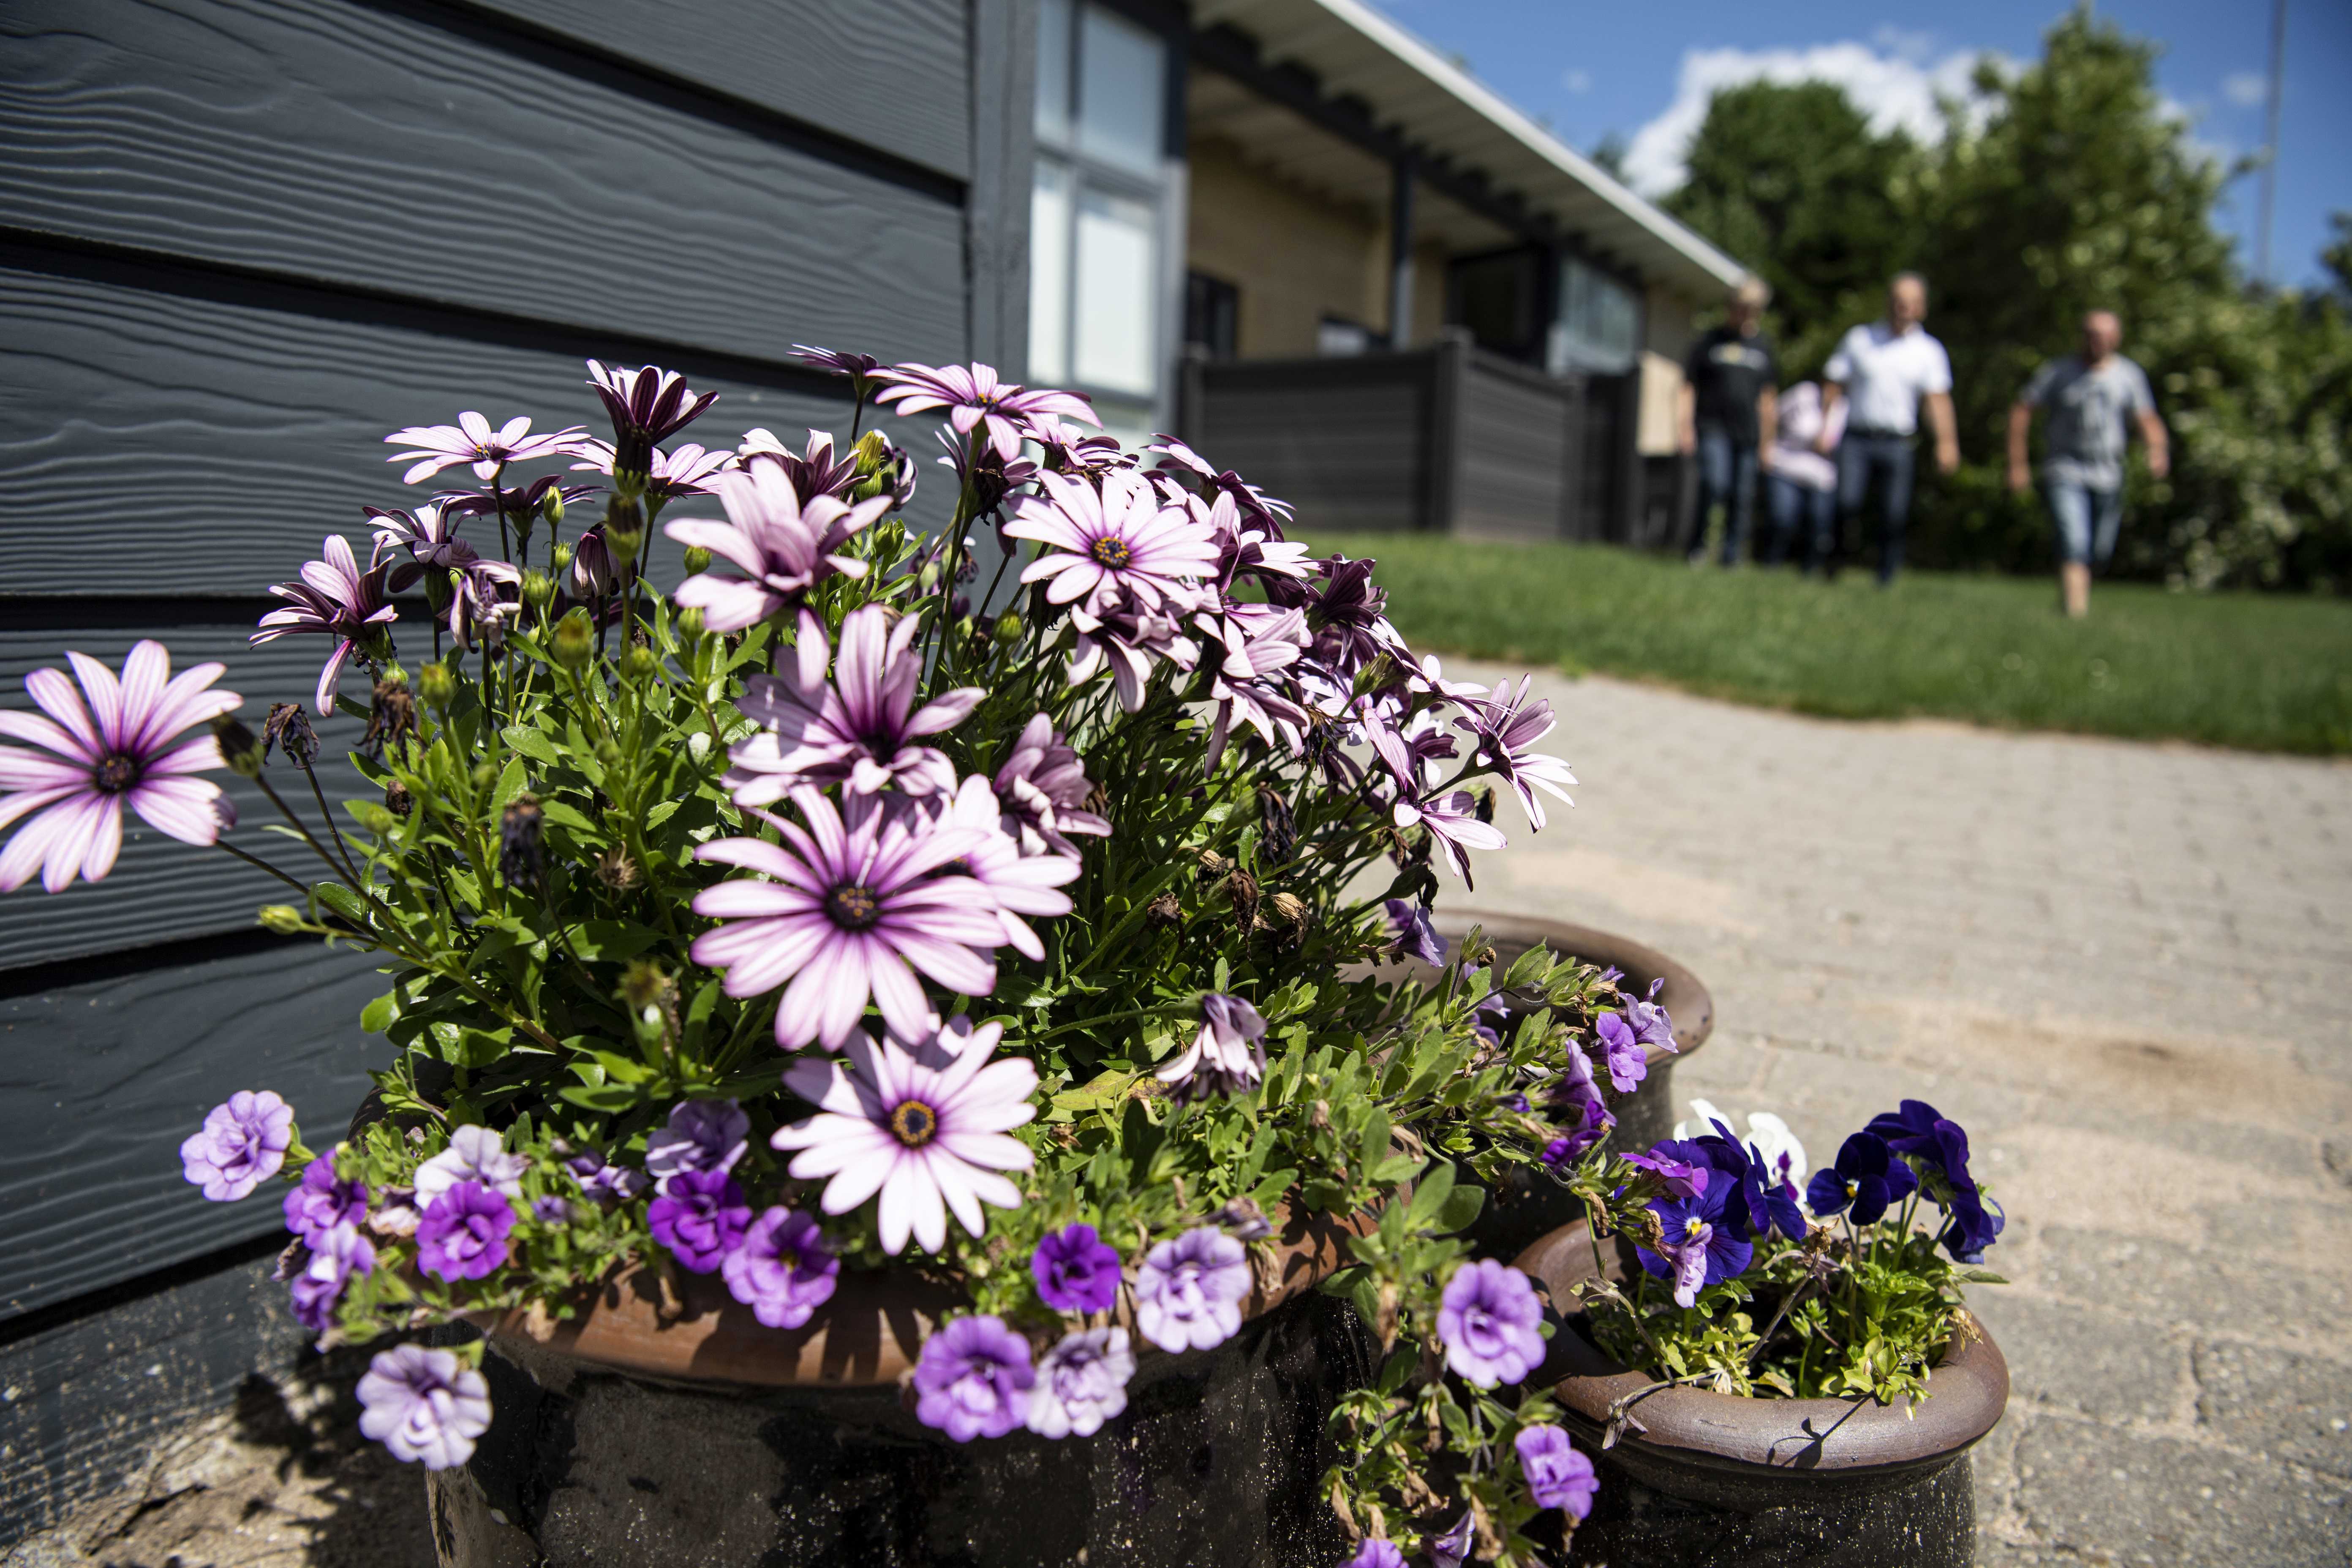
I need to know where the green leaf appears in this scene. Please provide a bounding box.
[559,1083,646,1113]
[501,726,561,768]
[312,882,371,929]
[359,992,399,1035]
[493,754,529,809]
[1435,1182,1487,1235]
[1405,1160,1457,1227]
[538,800,603,838]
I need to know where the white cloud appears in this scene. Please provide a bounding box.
[1871,24,1939,63]
[2220,70,2268,109]
[1562,67,1592,95]
[1621,41,1997,198]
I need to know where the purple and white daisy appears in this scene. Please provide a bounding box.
[1265,555,1405,674]
[1154,993,1271,1103]
[724,606,980,804]
[416,1181,517,1282]
[991,714,1111,858]
[179,1089,295,1202]
[1145,437,1295,534]
[1397,788,1505,885]
[253,536,398,715]
[873,362,1095,461]
[1007,470,1219,617]
[736,427,869,503]
[366,502,476,596]
[1189,490,1313,590]
[413,1125,528,1209]
[1066,602,1200,713]
[586,361,718,452]
[569,438,734,502]
[792,345,884,398]
[665,463,889,633]
[1132,1226,1251,1353]
[691,786,1002,1051]
[289,1221,375,1334]
[721,1206,840,1328]
[444,559,522,652]
[356,1344,493,1470]
[647,1168,754,1274]
[923,775,1079,961]
[283,1156,368,1244]
[1031,1222,1122,1314]
[911,1313,1035,1441]
[643,1098,750,1187]
[772,1028,1037,1254]
[385,411,583,486]
[1,642,240,894]
[1458,675,1577,831]
[1515,1424,1599,1519]
[1026,1326,1135,1439]
[1435,1259,1546,1388]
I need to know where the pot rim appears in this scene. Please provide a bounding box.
[1429,907,1715,1065]
[469,1199,1363,1389]
[1512,1223,2009,1475]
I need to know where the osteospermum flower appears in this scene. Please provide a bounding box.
[1132,1227,1251,1353]
[725,606,981,804]
[1026,1326,1136,1439]
[873,361,1095,461]
[1459,675,1578,831]
[179,1089,294,1201]
[912,1314,1034,1441]
[992,714,1111,858]
[665,465,890,634]
[1435,1260,1546,1387]
[357,1345,493,1470]
[568,438,733,503]
[586,360,717,451]
[253,536,398,715]
[771,1027,1037,1254]
[691,787,1002,1051]
[0,642,241,893]
[925,775,1079,961]
[384,411,581,485]
[1066,602,1199,713]
[1007,469,1219,617]
[1154,994,1270,1103]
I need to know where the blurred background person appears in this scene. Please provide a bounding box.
[1761,381,1845,571]
[1677,275,1780,567]
[2007,309,2170,619]
[1818,273,1959,584]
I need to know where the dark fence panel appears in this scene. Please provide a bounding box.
[1455,357,1570,543]
[1194,354,1434,534]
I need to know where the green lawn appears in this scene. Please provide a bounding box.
[1301,534,2352,755]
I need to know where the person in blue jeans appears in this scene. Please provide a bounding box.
[1818,275,1960,583]
[2007,310,2170,618]
[1761,381,1844,570]
[1677,276,1779,565]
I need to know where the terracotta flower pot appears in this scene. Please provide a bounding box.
[1391,909,1715,1260]
[427,1205,1372,1567]
[1513,1222,2010,1568]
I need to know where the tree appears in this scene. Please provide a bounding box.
[1663,80,1918,371]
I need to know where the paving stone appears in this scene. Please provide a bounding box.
[2036,1227,2349,1338]
[2012,1418,2351,1567]
[1976,1293,2189,1424]
[2196,1339,2352,1481]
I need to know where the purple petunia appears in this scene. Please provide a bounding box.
[252,535,398,716]
[644,1098,751,1187]
[1544,1037,1615,1163]
[1436,1259,1547,1388]
[413,1125,528,1209]
[912,1313,1035,1441]
[1031,1222,1122,1314]
[646,1168,753,1274]
[1515,1425,1598,1519]
[289,1221,375,1334]
[356,1344,493,1470]
[1026,1326,1135,1439]
[1595,1012,1649,1093]
[1383,898,1446,968]
[180,1090,296,1202]
[283,1155,368,1243]
[721,1206,840,1329]
[3,641,242,894]
[1154,993,1270,1103]
[1133,1226,1252,1353]
[416,1181,517,1282]
[1805,1131,1919,1226]
[1339,1541,1405,1568]
[565,1148,650,1204]
[1427,1511,1475,1568]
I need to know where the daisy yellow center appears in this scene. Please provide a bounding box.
[1089,536,1134,570]
[889,1100,939,1147]
[93,754,139,794]
[825,884,881,930]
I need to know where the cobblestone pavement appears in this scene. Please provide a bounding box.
[1452,660,2352,1568]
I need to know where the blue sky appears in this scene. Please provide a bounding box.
[1366,0,2349,288]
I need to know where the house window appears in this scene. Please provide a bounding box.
[1031,0,1170,419]
[1549,256,1639,375]
[1184,272,1239,359]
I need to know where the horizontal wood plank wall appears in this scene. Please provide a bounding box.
[1196,356,1431,534]
[0,0,1014,1407]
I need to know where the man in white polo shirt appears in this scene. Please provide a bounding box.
[1817,273,1960,584]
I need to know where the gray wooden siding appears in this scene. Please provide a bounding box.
[1195,356,1433,534]
[0,8,1030,1527]
[1455,362,1569,543]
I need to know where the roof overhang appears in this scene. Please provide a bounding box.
[1186,0,1749,301]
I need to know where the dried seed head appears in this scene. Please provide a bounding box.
[1145,890,1182,928]
[498,794,544,886]
[262,702,319,768]
[212,714,264,779]
[364,678,419,756]
[594,843,640,892]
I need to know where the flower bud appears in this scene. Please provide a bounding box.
[682,545,713,576]
[357,803,397,836]
[384,779,414,819]
[257,905,307,935]
[551,542,575,577]
[852,430,891,477]
[550,607,595,670]
[605,523,644,566]
[992,611,1023,648]
[594,737,623,771]
[522,569,555,609]
[212,714,264,778]
[623,643,659,683]
[541,486,566,526]
[418,661,457,710]
[470,760,498,794]
[676,606,706,642]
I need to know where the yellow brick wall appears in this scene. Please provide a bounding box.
[1187,139,1391,358]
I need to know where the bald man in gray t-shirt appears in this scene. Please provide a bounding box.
[2008,310,2169,618]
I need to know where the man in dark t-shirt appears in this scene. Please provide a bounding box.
[1677,276,1780,566]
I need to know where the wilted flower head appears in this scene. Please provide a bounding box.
[356,1344,492,1470]
[912,1313,1034,1441]
[179,1089,295,1202]
[1154,993,1270,1103]
[873,361,1095,461]
[1,642,241,893]
[773,1027,1036,1254]
[1435,1260,1546,1387]
[252,536,398,715]
[991,713,1111,858]
[1132,1226,1251,1353]
[1383,899,1446,968]
[1027,1326,1136,1439]
[384,411,581,485]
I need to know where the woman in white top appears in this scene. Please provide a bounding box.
[1763,381,1846,571]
